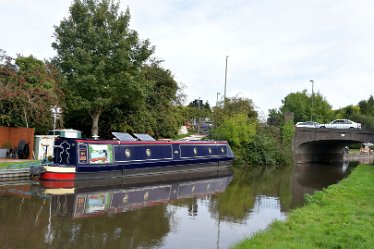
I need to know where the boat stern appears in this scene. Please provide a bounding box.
[40,165,76,181]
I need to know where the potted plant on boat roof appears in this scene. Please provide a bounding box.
[0,141,12,158]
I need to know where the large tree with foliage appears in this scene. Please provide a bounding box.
[143,61,181,138]
[52,0,154,137]
[280,89,334,123]
[0,51,62,133]
[354,95,374,128]
[99,60,182,138]
[359,95,374,116]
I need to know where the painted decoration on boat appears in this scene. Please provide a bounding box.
[88,144,113,164]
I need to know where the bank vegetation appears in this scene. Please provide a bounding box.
[231,165,374,249]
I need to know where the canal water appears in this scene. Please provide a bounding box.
[0,161,361,249]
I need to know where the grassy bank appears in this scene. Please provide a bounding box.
[232,165,374,249]
[0,160,40,169]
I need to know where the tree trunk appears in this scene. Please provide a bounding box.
[91,111,101,138]
[22,106,29,128]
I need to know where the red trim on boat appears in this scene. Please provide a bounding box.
[40,181,75,188]
[73,139,228,145]
[40,172,76,181]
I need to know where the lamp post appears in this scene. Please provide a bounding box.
[224,55,228,106]
[216,92,220,107]
[310,80,314,121]
[51,106,62,136]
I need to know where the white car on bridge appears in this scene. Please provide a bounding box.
[320,119,361,129]
[295,121,321,128]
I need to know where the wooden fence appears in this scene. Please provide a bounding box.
[0,127,34,159]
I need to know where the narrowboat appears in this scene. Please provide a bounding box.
[40,132,234,181]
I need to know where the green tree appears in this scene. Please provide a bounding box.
[335,105,360,119]
[241,126,292,166]
[267,108,283,126]
[281,120,295,146]
[143,61,180,138]
[280,89,334,123]
[0,52,62,133]
[359,95,374,116]
[95,60,184,139]
[211,97,258,162]
[53,0,154,137]
[212,114,257,147]
[212,97,257,128]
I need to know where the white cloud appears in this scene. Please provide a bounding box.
[1,0,374,116]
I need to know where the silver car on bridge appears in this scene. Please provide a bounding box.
[295,121,321,128]
[320,119,361,129]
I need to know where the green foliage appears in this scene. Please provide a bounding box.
[212,114,257,148]
[231,165,374,249]
[187,99,212,126]
[280,89,334,123]
[281,120,295,146]
[94,61,182,139]
[143,62,180,138]
[334,98,374,128]
[359,95,374,116]
[350,113,374,129]
[212,97,257,127]
[334,104,360,118]
[0,51,62,134]
[211,97,291,167]
[53,0,154,136]
[268,108,283,126]
[211,97,258,161]
[239,126,292,166]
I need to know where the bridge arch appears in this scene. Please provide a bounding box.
[293,128,374,163]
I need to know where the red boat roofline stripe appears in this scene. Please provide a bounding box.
[73,139,228,145]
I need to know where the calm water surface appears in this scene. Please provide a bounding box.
[0,161,359,249]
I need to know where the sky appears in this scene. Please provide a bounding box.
[1,0,374,119]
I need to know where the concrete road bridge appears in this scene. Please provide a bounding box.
[293,128,374,163]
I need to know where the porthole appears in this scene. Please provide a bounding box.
[221,147,225,153]
[193,148,198,155]
[123,194,129,203]
[125,149,131,158]
[144,191,149,201]
[208,147,212,154]
[191,185,196,193]
[146,148,151,157]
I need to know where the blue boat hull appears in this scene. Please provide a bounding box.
[40,137,234,181]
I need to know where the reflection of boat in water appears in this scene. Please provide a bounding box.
[40,133,234,181]
[40,170,233,219]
